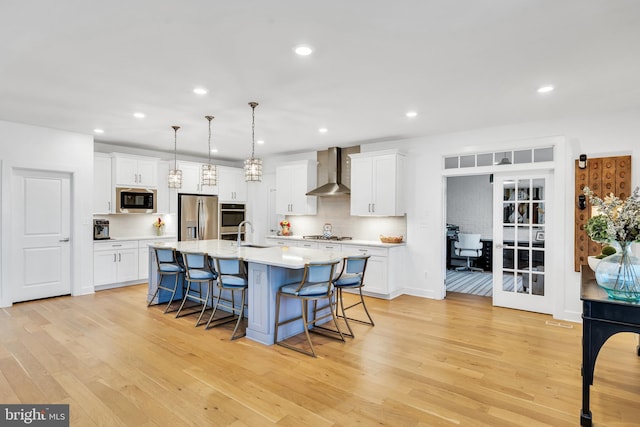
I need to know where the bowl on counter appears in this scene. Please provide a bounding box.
[380,235,403,244]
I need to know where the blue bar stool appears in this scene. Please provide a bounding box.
[175,252,217,327]
[274,261,344,357]
[147,247,184,313]
[206,256,248,340]
[333,255,374,337]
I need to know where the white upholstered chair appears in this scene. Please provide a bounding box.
[454,234,483,272]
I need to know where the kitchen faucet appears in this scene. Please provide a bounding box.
[237,220,254,247]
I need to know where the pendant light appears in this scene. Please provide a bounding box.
[201,115,217,186]
[168,125,182,188]
[497,151,512,165]
[244,101,262,182]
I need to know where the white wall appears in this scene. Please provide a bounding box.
[446,175,493,239]
[0,120,94,306]
[360,108,640,322]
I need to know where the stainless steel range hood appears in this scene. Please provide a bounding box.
[306,147,351,196]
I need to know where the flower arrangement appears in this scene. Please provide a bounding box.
[279,220,291,236]
[584,187,640,245]
[153,217,165,229]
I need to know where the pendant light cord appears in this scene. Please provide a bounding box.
[205,116,214,164]
[171,125,180,169]
[249,102,258,159]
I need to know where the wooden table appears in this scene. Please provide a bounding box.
[580,267,640,426]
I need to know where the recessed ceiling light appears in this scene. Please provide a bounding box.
[294,45,313,56]
[133,112,145,119]
[406,111,418,118]
[257,139,265,145]
[193,87,208,95]
[93,129,104,134]
[318,128,328,133]
[537,85,554,93]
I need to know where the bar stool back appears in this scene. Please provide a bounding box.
[147,247,184,313]
[333,255,374,337]
[274,261,344,357]
[206,256,248,340]
[175,252,217,326]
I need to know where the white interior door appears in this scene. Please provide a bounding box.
[492,173,552,314]
[11,169,71,303]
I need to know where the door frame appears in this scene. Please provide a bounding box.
[441,139,564,317]
[1,162,77,307]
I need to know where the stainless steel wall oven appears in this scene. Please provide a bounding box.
[219,203,246,241]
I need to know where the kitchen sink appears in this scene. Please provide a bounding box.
[241,244,269,249]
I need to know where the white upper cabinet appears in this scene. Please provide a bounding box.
[217,166,247,202]
[113,155,158,188]
[276,160,317,215]
[93,154,112,213]
[176,161,217,195]
[350,150,405,216]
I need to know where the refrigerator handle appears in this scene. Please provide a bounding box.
[198,199,204,240]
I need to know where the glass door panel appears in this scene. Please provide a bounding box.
[493,174,551,314]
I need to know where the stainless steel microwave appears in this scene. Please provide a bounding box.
[116,187,157,213]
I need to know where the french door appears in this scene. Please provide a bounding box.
[492,173,552,314]
[10,169,71,303]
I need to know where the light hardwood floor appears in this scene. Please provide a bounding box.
[1,285,639,426]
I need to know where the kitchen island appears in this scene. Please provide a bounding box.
[147,239,357,345]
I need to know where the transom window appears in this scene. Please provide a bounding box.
[444,147,553,170]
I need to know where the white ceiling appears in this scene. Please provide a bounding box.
[1,1,639,161]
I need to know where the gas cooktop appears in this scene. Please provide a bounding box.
[302,235,353,241]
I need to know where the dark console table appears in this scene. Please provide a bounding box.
[580,268,640,426]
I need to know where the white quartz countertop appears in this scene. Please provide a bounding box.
[265,235,406,248]
[151,239,359,269]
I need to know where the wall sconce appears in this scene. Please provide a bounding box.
[578,194,586,210]
[578,154,587,169]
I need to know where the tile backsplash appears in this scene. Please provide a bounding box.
[283,196,406,241]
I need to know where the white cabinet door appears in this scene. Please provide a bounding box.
[94,241,140,287]
[93,155,112,213]
[275,167,292,214]
[136,159,158,187]
[350,156,374,216]
[113,156,158,188]
[371,155,397,216]
[362,255,387,295]
[218,166,246,202]
[275,161,317,215]
[138,246,150,281]
[177,161,217,195]
[345,245,389,295]
[93,251,118,286]
[350,151,404,216]
[114,157,139,187]
[156,160,171,213]
[117,248,139,282]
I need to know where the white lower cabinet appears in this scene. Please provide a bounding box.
[93,240,140,287]
[341,244,405,298]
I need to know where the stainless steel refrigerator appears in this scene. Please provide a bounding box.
[178,194,219,241]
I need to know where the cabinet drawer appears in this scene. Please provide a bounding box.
[344,245,388,257]
[94,240,138,251]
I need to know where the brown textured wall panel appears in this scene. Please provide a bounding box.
[574,155,631,271]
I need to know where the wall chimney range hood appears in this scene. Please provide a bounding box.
[306,147,351,196]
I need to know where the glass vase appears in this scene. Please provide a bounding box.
[594,241,640,302]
